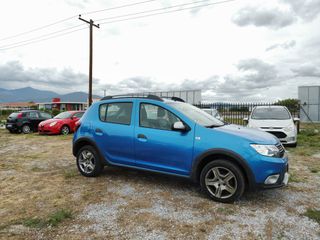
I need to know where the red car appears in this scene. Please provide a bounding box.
[38,111,84,135]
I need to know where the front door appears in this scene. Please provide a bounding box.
[134,102,194,176]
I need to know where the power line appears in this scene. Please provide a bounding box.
[0,0,156,42]
[0,27,87,51]
[0,15,77,42]
[0,24,84,49]
[81,0,157,15]
[0,0,237,51]
[96,0,232,22]
[98,0,237,25]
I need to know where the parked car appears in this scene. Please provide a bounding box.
[73,95,288,203]
[202,108,224,121]
[6,110,52,134]
[38,111,84,135]
[244,106,299,147]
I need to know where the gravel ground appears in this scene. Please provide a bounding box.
[0,130,319,240]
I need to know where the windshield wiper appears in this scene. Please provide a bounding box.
[205,124,223,128]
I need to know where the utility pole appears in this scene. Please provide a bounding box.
[79,14,99,107]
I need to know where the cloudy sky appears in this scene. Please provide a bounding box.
[0,0,319,102]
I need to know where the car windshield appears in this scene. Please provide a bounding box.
[251,107,291,120]
[54,112,72,119]
[168,102,224,127]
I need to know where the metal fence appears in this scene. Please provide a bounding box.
[194,102,300,126]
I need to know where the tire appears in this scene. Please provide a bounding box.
[60,125,70,135]
[22,124,31,134]
[200,160,245,203]
[76,145,103,177]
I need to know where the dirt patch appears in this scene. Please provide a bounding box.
[0,129,319,239]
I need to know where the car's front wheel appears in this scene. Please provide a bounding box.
[60,125,70,135]
[200,160,245,203]
[76,146,103,177]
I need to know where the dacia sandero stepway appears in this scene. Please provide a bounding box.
[73,95,289,203]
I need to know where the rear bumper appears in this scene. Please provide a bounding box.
[6,123,20,131]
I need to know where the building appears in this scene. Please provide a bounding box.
[130,90,202,105]
[37,98,88,111]
[298,86,320,122]
[0,102,37,111]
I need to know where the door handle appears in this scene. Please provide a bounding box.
[95,128,103,135]
[137,134,147,139]
[137,134,147,142]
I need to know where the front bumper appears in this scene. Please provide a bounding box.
[248,152,289,191]
[38,125,60,135]
[256,164,289,189]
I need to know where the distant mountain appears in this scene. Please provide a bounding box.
[0,87,101,103]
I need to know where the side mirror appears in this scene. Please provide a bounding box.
[243,117,249,124]
[71,116,79,120]
[293,117,300,123]
[172,121,188,131]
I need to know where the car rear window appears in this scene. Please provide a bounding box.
[9,113,19,118]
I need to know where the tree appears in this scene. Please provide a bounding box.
[275,98,299,113]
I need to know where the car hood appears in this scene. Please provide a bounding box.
[214,124,278,144]
[248,119,293,128]
[40,118,61,125]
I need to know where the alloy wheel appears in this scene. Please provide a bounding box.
[61,126,69,135]
[22,125,31,134]
[78,150,95,174]
[205,167,237,199]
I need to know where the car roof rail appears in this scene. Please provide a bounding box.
[100,94,185,103]
[160,96,185,102]
[100,94,163,101]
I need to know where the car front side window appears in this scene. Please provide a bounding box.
[140,103,180,131]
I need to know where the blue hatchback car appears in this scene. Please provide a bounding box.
[73,95,289,203]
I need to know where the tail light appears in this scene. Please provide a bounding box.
[75,120,81,132]
[17,113,23,119]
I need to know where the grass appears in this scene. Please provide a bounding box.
[64,169,79,179]
[304,208,320,224]
[47,209,72,227]
[22,209,72,228]
[289,172,302,183]
[290,124,320,156]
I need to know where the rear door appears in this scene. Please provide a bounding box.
[27,111,41,130]
[134,101,194,176]
[94,101,135,166]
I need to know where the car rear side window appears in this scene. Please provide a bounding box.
[28,112,39,118]
[99,102,132,125]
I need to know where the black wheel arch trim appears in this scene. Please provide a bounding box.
[191,148,256,190]
[73,137,109,165]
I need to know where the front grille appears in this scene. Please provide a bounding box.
[276,143,285,158]
[267,131,287,139]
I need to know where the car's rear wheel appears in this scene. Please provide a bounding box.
[22,124,31,134]
[200,160,245,203]
[76,146,103,177]
[60,125,70,135]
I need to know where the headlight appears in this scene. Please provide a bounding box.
[250,144,279,157]
[49,121,57,127]
[283,126,293,132]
